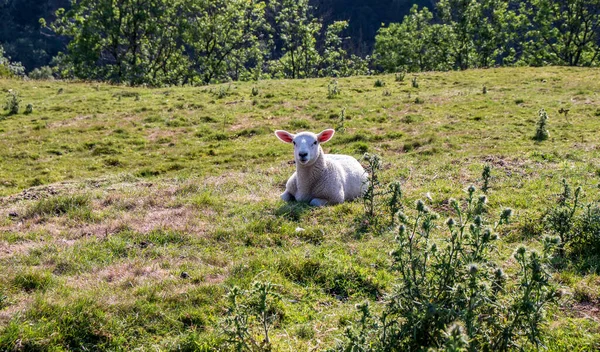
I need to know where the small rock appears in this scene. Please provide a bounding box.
[180,271,190,279]
[295,227,305,232]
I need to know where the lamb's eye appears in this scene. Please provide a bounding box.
[292,141,296,145]
[313,141,317,145]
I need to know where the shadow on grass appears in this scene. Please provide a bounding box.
[274,201,312,221]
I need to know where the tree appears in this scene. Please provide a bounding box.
[523,0,600,66]
[374,5,454,73]
[0,44,25,77]
[48,0,189,85]
[181,0,268,84]
[269,0,321,79]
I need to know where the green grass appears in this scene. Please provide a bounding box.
[1,67,600,350]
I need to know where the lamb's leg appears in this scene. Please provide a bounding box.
[281,191,295,202]
[309,198,328,207]
[281,173,298,202]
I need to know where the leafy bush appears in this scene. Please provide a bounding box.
[333,186,558,351]
[25,103,33,114]
[28,66,54,80]
[0,45,25,77]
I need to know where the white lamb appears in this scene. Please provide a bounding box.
[275,128,367,206]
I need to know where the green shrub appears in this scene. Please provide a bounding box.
[395,72,406,82]
[24,103,33,114]
[29,66,54,80]
[374,79,385,87]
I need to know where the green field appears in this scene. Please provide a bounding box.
[1,67,599,350]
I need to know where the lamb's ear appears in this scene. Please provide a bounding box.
[317,129,335,143]
[275,130,295,143]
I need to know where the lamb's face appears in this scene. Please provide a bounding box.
[275,129,335,166]
[292,132,320,165]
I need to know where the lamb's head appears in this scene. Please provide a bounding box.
[275,129,335,166]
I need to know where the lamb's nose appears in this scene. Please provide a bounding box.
[299,152,308,158]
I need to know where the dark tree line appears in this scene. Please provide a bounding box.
[1,0,599,84]
[375,0,600,72]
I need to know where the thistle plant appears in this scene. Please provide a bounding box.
[327,79,340,98]
[362,153,383,227]
[558,107,570,123]
[481,164,491,193]
[25,103,33,115]
[545,179,581,256]
[336,108,346,133]
[534,108,549,141]
[359,154,404,233]
[395,71,406,82]
[374,79,385,87]
[251,86,259,97]
[411,76,419,88]
[4,90,20,115]
[222,281,281,351]
[333,185,556,351]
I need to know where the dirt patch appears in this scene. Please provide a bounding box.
[566,302,600,323]
[481,155,530,177]
[0,240,39,258]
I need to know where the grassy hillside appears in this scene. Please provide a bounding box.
[0,67,599,350]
